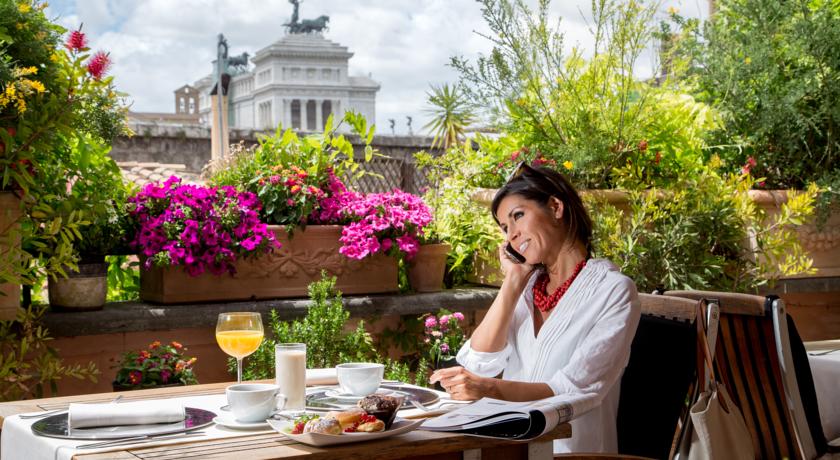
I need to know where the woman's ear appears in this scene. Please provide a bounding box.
[548,197,564,220]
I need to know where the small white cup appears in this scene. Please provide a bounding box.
[336,362,385,396]
[226,383,286,422]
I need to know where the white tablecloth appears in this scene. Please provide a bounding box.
[0,383,454,460]
[808,351,840,441]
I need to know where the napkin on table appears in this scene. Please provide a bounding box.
[68,400,185,428]
[305,368,338,386]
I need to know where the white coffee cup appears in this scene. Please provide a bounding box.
[225,383,286,422]
[336,362,385,396]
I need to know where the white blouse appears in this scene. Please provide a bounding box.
[456,258,640,453]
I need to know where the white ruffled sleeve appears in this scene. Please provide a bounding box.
[455,339,513,378]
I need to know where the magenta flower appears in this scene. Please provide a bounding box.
[65,29,87,51]
[453,312,465,322]
[128,176,279,277]
[425,316,438,328]
[86,51,111,80]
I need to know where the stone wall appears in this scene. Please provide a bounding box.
[110,121,442,194]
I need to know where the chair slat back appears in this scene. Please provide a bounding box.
[665,290,816,460]
[617,294,698,459]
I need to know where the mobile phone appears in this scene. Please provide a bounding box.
[504,243,526,264]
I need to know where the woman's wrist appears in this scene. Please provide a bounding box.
[482,376,502,399]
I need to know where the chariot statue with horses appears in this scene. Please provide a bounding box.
[285,0,329,34]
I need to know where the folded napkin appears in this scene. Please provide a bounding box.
[305,368,338,385]
[68,400,185,429]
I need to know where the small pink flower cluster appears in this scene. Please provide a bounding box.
[423,311,466,362]
[128,176,279,277]
[313,189,433,260]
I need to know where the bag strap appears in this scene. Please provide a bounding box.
[695,299,730,412]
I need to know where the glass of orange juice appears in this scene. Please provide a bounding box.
[216,312,264,383]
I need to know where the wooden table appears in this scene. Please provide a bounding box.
[0,381,571,460]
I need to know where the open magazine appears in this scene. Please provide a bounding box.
[419,393,597,440]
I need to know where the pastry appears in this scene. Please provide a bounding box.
[303,417,342,435]
[357,394,403,429]
[356,418,386,432]
[325,408,365,430]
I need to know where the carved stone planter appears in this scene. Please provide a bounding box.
[0,191,22,321]
[139,225,399,304]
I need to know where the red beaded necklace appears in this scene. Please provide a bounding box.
[532,259,588,313]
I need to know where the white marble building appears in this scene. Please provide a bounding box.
[193,33,379,133]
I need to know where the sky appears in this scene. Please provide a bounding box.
[45,0,710,135]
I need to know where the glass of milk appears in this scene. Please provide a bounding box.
[275,343,306,413]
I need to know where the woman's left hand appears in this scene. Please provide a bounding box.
[429,366,497,400]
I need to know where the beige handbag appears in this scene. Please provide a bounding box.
[683,301,755,460]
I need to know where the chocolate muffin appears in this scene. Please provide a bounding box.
[357,394,403,429]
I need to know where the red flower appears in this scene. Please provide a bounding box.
[86,51,111,80]
[654,151,662,164]
[65,29,87,51]
[128,370,143,385]
[638,140,648,152]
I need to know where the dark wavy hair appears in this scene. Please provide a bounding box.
[491,164,593,256]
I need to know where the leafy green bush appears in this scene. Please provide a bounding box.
[236,272,377,380]
[208,112,376,233]
[666,0,840,198]
[591,167,818,292]
[0,304,98,401]
[451,0,713,190]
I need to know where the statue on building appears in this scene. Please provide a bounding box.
[285,0,329,34]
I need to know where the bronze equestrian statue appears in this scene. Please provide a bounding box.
[285,0,329,34]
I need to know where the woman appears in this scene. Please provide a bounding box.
[430,162,640,453]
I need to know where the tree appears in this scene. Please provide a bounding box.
[422,84,476,150]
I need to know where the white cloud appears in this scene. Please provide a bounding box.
[45,0,708,135]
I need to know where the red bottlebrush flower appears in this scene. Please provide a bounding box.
[65,29,87,51]
[638,140,648,152]
[86,51,111,80]
[654,151,662,164]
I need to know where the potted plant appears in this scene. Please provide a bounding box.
[47,136,132,311]
[1,7,126,319]
[113,340,198,391]
[130,112,399,303]
[422,310,467,391]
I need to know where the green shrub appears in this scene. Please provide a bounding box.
[235,272,377,380]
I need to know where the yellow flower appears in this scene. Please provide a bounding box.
[563,160,574,170]
[29,80,45,93]
[18,3,31,13]
[668,6,678,15]
[745,57,752,65]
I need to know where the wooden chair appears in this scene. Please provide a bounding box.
[613,294,698,460]
[664,290,826,459]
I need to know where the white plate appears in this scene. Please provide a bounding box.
[268,418,424,446]
[212,415,270,430]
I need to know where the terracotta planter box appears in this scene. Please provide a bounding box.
[0,192,22,321]
[408,243,451,292]
[140,225,399,304]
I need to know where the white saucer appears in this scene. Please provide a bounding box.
[212,415,271,430]
[324,389,367,399]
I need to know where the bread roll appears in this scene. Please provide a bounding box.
[303,417,342,435]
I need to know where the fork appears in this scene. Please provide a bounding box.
[20,395,124,419]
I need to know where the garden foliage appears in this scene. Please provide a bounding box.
[0,304,98,401]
